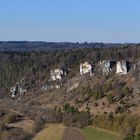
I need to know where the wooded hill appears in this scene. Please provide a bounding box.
[0,44,140,96]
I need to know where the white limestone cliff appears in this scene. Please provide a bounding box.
[80,62,92,76]
[50,69,64,81]
[116,61,127,75]
[100,60,112,75]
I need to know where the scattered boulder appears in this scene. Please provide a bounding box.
[10,77,27,98]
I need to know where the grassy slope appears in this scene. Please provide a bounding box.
[8,119,34,133]
[82,127,118,140]
[33,123,65,140]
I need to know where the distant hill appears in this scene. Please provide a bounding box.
[0,41,134,51]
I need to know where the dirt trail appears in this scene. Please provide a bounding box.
[61,127,86,140]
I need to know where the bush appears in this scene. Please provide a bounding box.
[123,136,133,140]
[136,123,140,132]
[135,133,140,140]
[0,128,32,140]
[63,111,92,128]
[9,128,32,140]
[33,116,45,133]
[92,89,99,99]
[107,93,114,103]
[0,130,9,140]
[115,106,126,114]
[93,114,140,135]
[92,88,104,99]
[3,113,17,123]
[0,122,6,132]
[102,81,112,93]
[62,104,92,128]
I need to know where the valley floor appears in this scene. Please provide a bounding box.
[82,127,118,140]
[32,123,119,140]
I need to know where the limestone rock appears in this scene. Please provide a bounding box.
[80,62,93,76]
[116,61,127,75]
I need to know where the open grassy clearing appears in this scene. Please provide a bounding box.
[82,127,118,140]
[33,123,65,140]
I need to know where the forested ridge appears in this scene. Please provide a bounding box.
[0,44,140,95]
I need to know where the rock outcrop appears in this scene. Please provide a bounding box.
[116,61,128,75]
[10,85,27,98]
[50,69,64,81]
[100,60,116,75]
[80,62,93,76]
[10,77,27,98]
[100,60,111,75]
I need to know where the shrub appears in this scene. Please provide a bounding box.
[135,133,140,140]
[3,113,17,123]
[0,122,6,132]
[0,130,9,140]
[33,116,45,133]
[107,93,114,103]
[93,114,140,135]
[136,123,140,132]
[92,89,99,99]
[62,104,92,128]
[102,80,112,93]
[115,106,125,114]
[0,128,32,140]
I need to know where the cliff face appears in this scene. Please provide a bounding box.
[80,62,93,75]
[8,60,132,98]
[116,61,128,75]
[100,60,112,75]
[50,69,64,81]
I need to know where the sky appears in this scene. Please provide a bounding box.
[0,0,140,43]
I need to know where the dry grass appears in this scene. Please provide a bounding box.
[61,127,86,140]
[33,123,65,140]
[7,119,34,133]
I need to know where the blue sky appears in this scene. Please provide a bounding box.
[0,0,140,43]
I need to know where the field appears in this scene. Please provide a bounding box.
[33,123,119,140]
[82,127,118,140]
[33,123,65,140]
[61,127,86,140]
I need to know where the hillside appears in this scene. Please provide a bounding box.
[0,45,140,139]
[0,45,140,116]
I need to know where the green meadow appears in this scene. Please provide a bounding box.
[82,127,118,140]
